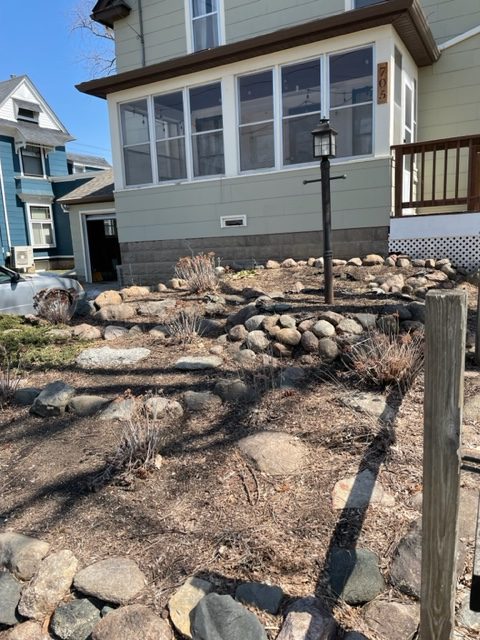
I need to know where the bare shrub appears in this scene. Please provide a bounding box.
[0,346,23,406]
[174,252,218,293]
[345,329,424,392]
[33,288,75,324]
[166,308,204,345]
[91,398,168,489]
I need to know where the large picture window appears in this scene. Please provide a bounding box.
[28,205,55,248]
[190,0,221,51]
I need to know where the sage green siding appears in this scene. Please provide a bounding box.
[419,0,480,43]
[114,158,391,243]
[418,33,480,141]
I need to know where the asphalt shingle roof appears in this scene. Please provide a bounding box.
[0,75,25,107]
[57,169,114,204]
[0,118,74,147]
[66,153,111,168]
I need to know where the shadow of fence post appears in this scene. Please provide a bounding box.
[420,289,466,639]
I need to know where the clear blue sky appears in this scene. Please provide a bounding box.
[0,1,113,162]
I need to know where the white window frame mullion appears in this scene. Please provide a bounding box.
[273,65,282,170]
[322,54,329,120]
[222,75,237,176]
[184,87,194,180]
[148,95,159,185]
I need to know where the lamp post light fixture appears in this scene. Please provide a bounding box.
[304,118,340,305]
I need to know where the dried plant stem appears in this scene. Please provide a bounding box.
[174,252,218,293]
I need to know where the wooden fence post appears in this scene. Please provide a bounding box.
[420,290,467,640]
[475,285,480,366]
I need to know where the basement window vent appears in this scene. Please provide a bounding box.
[221,215,246,228]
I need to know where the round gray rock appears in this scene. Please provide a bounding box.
[0,532,50,581]
[51,599,102,640]
[363,601,419,640]
[68,395,110,417]
[238,432,307,476]
[244,315,266,332]
[318,337,339,361]
[184,391,222,412]
[92,604,172,640]
[13,387,41,406]
[229,324,248,341]
[312,320,335,338]
[301,331,319,353]
[214,379,251,402]
[30,381,76,417]
[327,547,385,605]
[168,576,213,638]
[336,318,363,335]
[144,396,183,419]
[98,398,136,421]
[104,325,129,341]
[235,582,283,615]
[191,593,267,640]
[275,328,301,346]
[74,557,146,605]
[245,330,270,353]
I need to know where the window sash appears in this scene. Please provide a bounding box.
[191,0,220,51]
[21,146,44,177]
[28,205,55,248]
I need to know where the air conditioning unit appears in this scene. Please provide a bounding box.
[11,246,34,271]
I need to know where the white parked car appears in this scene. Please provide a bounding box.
[0,265,85,316]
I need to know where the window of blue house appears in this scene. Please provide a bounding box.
[20,145,45,177]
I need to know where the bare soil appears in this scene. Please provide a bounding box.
[1,264,479,639]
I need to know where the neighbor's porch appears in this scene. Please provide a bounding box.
[389,134,480,270]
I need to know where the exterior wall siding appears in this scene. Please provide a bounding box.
[114,157,391,243]
[419,0,480,44]
[418,33,480,141]
[46,148,68,177]
[0,137,28,257]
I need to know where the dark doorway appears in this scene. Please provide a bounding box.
[86,216,121,282]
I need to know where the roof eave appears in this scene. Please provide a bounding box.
[77,0,440,100]
[61,194,115,206]
[91,4,131,28]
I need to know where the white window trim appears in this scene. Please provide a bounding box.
[236,45,375,174]
[26,203,56,249]
[185,0,225,54]
[19,145,47,179]
[119,79,226,187]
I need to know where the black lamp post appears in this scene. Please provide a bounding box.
[311,118,337,304]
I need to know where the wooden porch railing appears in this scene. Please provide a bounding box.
[391,134,480,217]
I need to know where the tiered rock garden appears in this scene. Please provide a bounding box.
[1,253,480,639]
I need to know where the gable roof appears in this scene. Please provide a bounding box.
[0,75,71,136]
[91,0,131,28]
[78,0,440,99]
[0,75,27,109]
[0,118,74,148]
[57,169,114,205]
[66,153,111,168]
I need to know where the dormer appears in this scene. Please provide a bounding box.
[14,98,41,124]
[91,0,131,28]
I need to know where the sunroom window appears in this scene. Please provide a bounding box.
[238,70,274,171]
[154,91,187,182]
[329,47,373,158]
[354,0,385,7]
[191,0,220,51]
[120,99,152,186]
[282,60,321,165]
[190,83,224,176]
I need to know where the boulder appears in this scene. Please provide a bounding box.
[72,324,102,340]
[104,326,129,341]
[18,550,78,620]
[8,621,50,640]
[184,391,222,412]
[68,395,110,417]
[46,328,72,342]
[347,258,363,267]
[229,324,249,341]
[352,313,377,331]
[13,387,41,406]
[98,398,136,421]
[244,315,266,332]
[363,601,419,640]
[119,286,150,300]
[168,577,213,638]
[265,260,280,269]
[457,594,480,631]
[0,533,50,581]
[332,470,395,510]
[238,432,307,476]
[144,397,183,420]
[0,570,22,626]
[76,347,151,369]
[272,342,292,358]
[94,291,122,308]
[232,349,257,367]
[214,379,251,402]
[175,356,222,370]
[168,278,187,289]
[235,582,283,615]
[74,557,146,605]
[279,315,296,329]
[390,519,422,597]
[318,311,345,326]
[136,299,177,317]
[30,381,76,417]
[362,254,384,266]
[226,304,258,329]
[327,547,385,605]
[318,338,339,362]
[191,593,267,640]
[336,319,363,336]
[51,598,102,640]
[396,257,411,268]
[245,331,270,353]
[94,304,137,322]
[340,392,395,422]
[275,328,301,346]
[301,331,319,353]
[312,320,335,338]
[276,597,336,640]
[281,259,297,268]
[92,605,172,640]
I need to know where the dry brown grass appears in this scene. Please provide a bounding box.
[345,329,424,393]
[166,308,204,345]
[174,252,218,293]
[0,346,23,405]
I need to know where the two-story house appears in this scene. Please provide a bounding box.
[0,74,111,271]
[77,0,480,282]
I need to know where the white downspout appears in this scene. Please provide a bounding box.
[0,158,12,255]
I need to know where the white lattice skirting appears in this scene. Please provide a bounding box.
[389,213,480,271]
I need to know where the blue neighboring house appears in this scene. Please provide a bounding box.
[0,75,110,270]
